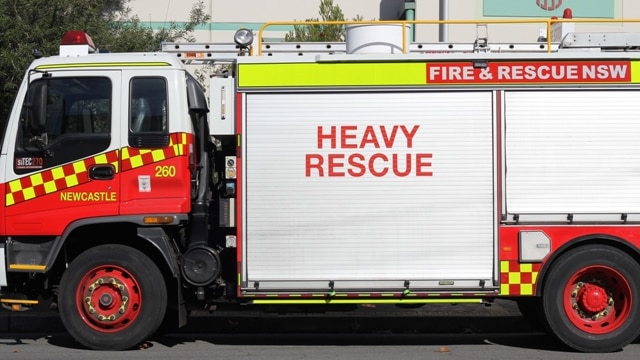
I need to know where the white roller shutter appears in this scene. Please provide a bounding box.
[505,90,640,215]
[243,91,495,289]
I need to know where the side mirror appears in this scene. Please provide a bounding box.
[26,81,48,135]
[186,76,209,114]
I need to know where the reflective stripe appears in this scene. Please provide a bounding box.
[632,61,640,83]
[238,62,426,87]
[5,133,189,207]
[120,133,187,171]
[239,60,640,87]
[499,260,539,296]
[35,62,172,70]
[5,150,119,207]
[252,298,483,305]
[8,264,47,271]
[0,299,39,305]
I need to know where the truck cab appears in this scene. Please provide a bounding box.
[0,31,214,350]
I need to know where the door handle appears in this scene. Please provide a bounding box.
[89,165,115,180]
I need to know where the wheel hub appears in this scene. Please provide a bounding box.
[99,293,113,307]
[576,283,609,313]
[82,276,130,323]
[570,280,615,321]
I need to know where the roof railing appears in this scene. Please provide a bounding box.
[258,18,640,55]
[162,17,640,63]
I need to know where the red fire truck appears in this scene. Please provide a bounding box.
[2,18,640,352]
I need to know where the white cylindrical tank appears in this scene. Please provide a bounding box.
[345,24,411,54]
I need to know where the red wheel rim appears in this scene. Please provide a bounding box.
[563,265,632,335]
[75,265,142,333]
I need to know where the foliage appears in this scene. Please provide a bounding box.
[285,0,362,42]
[105,1,210,52]
[0,0,210,119]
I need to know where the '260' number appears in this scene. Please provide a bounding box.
[155,165,176,177]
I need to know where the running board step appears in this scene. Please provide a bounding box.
[0,298,38,311]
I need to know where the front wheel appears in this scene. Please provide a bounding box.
[58,244,167,350]
[542,245,640,353]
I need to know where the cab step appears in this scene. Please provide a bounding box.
[0,298,39,312]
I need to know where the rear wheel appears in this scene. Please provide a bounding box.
[58,244,167,350]
[542,245,640,352]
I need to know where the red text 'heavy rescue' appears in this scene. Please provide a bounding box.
[305,125,433,177]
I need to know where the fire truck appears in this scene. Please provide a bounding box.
[3,16,640,352]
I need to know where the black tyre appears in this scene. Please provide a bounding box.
[542,245,640,352]
[58,244,167,350]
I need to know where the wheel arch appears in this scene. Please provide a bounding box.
[44,216,186,285]
[535,233,640,296]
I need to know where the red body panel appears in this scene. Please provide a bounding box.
[498,224,640,296]
[4,151,120,236]
[499,225,640,262]
[119,155,191,215]
[2,132,192,236]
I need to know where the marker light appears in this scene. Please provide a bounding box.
[143,216,176,225]
[234,28,254,48]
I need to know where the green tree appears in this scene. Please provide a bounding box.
[285,0,362,42]
[0,0,209,119]
[104,1,210,52]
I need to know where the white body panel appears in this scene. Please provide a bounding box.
[209,77,236,135]
[0,53,189,185]
[242,91,496,290]
[505,90,640,216]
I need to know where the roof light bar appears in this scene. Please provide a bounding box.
[60,31,97,56]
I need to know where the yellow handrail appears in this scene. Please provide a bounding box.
[257,18,640,55]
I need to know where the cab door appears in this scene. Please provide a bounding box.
[4,71,121,236]
[118,70,191,216]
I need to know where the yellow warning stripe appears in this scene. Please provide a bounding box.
[632,61,640,83]
[240,60,640,88]
[499,260,539,296]
[252,298,483,305]
[0,299,39,305]
[9,264,47,271]
[36,62,172,70]
[238,62,426,87]
[5,134,188,207]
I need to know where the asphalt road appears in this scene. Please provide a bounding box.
[3,331,640,360]
[5,301,640,359]
[0,299,528,335]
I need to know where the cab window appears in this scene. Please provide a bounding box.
[129,77,168,148]
[15,77,111,174]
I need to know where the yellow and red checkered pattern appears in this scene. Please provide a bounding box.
[5,150,119,206]
[500,260,540,296]
[5,133,189,207]
[121,133,187,171]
